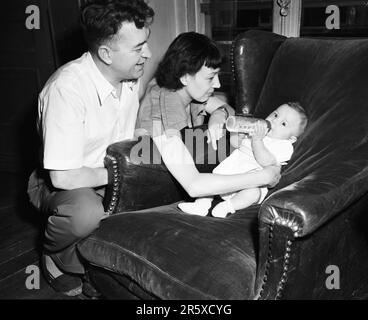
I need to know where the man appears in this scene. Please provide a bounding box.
[28,0,154,296]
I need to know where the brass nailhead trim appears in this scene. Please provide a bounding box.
[258,224,274,299]
[274,216,302,237]
[105,154,120,216]
[275,238,293,300]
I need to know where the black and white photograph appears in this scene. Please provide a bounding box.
[1,0,368,307]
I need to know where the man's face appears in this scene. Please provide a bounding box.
[265,104,302,140]
[108,22,151,81]
[184,65,221,102]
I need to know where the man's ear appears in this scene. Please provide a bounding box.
[180,74,188,86]
[290,136,297,144]
[97,45,113,65]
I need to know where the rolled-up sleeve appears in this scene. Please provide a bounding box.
[136,84,189,137]
[136,84,161,136]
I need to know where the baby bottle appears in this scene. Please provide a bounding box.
[226,115,271,135]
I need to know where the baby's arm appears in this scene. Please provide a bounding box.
[251,121,277,167]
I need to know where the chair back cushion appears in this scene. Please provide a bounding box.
[242,33,368,233]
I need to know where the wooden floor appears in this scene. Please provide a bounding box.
[0,172,88,300]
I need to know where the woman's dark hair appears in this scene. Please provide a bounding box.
[155,32,223,90]
[80,0,154,53]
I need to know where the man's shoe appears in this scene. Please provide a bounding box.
[41,254,83,297]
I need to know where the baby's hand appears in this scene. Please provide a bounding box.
[238,132,246,140]
[230,132,246,149]
[251,121,268,141]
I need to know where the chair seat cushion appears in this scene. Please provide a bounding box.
[78,202,260,300]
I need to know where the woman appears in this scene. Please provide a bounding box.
[136,32,280,199]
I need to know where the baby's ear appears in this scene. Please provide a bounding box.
[289,136,297,144]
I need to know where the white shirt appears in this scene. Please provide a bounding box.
[213,136,294,175]
[38,52,140,170]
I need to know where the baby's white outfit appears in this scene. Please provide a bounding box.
[213,136,294,203]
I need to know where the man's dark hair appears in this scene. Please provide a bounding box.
[80,0,154,53]
[155,32,222,90]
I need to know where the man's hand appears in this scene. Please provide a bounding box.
[261,164,281,188]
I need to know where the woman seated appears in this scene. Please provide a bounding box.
[136,32,280,207]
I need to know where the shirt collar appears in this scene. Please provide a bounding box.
[86,52,115,105]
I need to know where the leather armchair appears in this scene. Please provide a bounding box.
[77,30,368,299]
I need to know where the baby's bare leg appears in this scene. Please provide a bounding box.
[230,188,262,210]
[212,188,261,218]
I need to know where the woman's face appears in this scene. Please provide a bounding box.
[182,65,221,102]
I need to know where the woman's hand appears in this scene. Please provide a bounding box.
[207,111,226,150]
[206,98,234,150]
[261,165,281,188]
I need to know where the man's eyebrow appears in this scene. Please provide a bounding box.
[133,29,151,49]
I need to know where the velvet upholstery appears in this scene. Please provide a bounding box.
[80,203,260,299]
[232,30,286,114]
[78,31,368,299]
[256,38,368,236]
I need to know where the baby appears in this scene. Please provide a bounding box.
[178,102,308,218]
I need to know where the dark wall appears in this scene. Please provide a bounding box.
[0,0,86,174]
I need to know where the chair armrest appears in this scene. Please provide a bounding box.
[250,156,368,298]
[254,189,368,300]
[103,136,188,214]
[259,161,368,238]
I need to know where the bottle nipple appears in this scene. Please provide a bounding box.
[265,120,271,132]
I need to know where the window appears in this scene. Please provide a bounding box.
[201,0,273,40]
[200,0,368,97]
[301,0,368,38]
[200,0,273,97]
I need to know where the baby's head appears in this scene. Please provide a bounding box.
[265,102,308,143]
